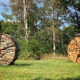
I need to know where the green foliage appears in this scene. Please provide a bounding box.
[1,22,16,34]
[1,22,24,36]
[1,21,79,59]
[27,28,53,59]
[1,0,80,60]
[62,26,80,54]
[16,38,28,59]
[63,26,80,44]
[27,39,39,53]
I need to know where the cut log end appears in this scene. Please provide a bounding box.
[68,35,80,63]
[0,34,18,66]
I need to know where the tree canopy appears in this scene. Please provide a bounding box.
[0,0,80,59]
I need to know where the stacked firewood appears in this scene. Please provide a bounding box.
[0,34,17,65]
[68,34,80,62]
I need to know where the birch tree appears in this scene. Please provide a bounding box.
[23,0,28,40]
[10,0,34,40]
[49,0,66,55]
[50,0,56,56]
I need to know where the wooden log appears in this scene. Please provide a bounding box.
[0,34,18,65]
[68,34,80,63]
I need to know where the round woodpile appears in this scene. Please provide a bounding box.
[68,34,80,62]
[0,34,17,65]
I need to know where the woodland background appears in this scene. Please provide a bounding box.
[0,0,80,59]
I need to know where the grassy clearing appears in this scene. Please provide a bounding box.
[41,54,68,60]
[0,59,80,80]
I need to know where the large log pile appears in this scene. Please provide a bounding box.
[68,34,80,62]
[0,34,17,65]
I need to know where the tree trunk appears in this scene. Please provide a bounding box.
[0,21,2,33]
[23,0,28,40]
[53,25,56,56]
[61,34,64,49]
[51,6,56,56]
[75,9,79,28]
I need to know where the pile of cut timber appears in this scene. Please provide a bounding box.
[0,34,17,65]
[68,34,80,62]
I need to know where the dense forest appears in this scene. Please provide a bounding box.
[0,0,80,59]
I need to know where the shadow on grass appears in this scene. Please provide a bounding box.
[33,76,80,80]
[62,76,80,80]
[65,60,73,63]
[33,77,53,80]
[13,63,32,67]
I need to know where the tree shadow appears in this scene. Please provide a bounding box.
[33,77,53,80]
[33,76,80,80]
[44,78,53,80]
[66,60,73,63]
[12,63,32,67]
[62,76,80,80]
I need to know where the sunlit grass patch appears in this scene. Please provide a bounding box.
[0,59,80,80]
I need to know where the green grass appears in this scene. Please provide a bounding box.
[0,59,80,80]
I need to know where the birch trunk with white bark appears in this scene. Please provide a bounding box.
[52,24,56,56]
[23,0,28,40]
[51,5,56,56]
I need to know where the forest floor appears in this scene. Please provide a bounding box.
[0,59,80,80]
